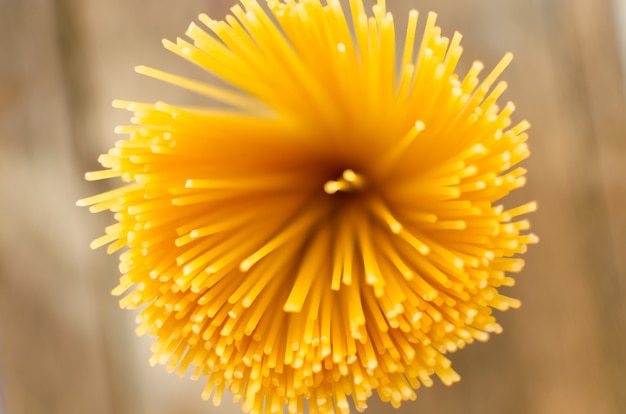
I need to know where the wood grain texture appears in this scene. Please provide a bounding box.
[0,0,624,413]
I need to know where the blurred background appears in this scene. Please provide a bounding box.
[1,0,625,413]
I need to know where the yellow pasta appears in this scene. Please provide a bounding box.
[78,1,537,413]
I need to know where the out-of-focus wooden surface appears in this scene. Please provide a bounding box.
[1,0,625,413]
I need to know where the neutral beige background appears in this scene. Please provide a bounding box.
[1,0,625,413]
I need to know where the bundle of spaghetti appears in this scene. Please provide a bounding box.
[78,0,537,413]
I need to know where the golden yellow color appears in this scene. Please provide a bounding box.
[78,0,537,412]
